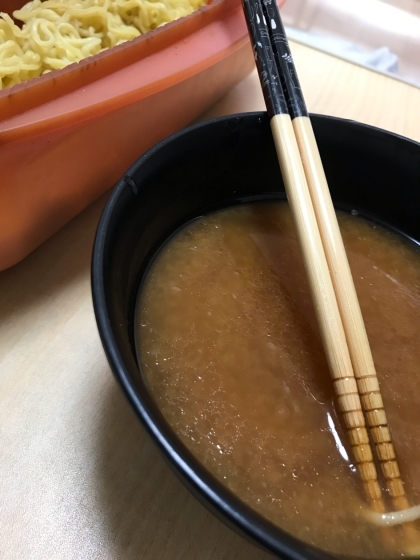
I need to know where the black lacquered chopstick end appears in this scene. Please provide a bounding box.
[241,0,288,118]
[260,0,308,119]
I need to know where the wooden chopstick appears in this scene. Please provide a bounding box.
[259,0,416,524]
[241,0,420,547]
[240,0,385,514]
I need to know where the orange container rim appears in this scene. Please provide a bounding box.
[0,0,244,123]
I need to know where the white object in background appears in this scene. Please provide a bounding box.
[286,26,399,76]
[321,0,420,39]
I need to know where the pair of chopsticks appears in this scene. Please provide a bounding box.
[241,0,413,525]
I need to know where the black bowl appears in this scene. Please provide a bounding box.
[91,112,420,560]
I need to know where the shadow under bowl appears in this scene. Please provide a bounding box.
[91,112,420,560]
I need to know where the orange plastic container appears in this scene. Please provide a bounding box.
[0,0,284,270]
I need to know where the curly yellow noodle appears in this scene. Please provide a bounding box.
[0,0,206,90]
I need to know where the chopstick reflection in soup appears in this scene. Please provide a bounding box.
[135,201,420,558]
[0,0,206,89]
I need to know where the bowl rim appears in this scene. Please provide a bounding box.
[91,111,420,560]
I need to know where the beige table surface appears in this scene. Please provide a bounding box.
[2,42,420,560]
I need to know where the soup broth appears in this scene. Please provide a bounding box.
[135,202,420,558]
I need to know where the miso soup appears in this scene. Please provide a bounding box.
[135,202,420,558]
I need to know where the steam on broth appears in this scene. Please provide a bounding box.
[135,201,420,558]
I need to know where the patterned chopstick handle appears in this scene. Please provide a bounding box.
[241,0,288,117]
[261,0,308,119]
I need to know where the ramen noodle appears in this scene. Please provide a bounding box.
[0,0,206,89]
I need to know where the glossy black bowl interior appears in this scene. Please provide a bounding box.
[92,112,420,560]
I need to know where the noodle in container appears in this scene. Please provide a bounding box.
[0,0,277,270]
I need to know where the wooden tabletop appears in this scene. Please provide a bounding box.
[2,42,420,560]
